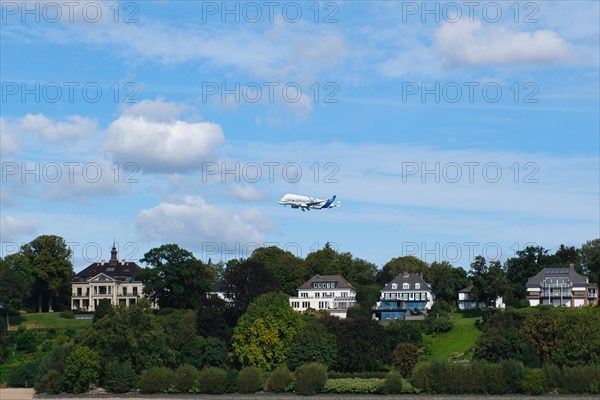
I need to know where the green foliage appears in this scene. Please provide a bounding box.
[266,365,294,392]
[475,326,540,367]
[173,364,197,393]
[499,359,526,393]
[376,255,429,286]
[157,309,202,367]
[384,371,403,394]
[422,314,453,334]
[93,299,112,322]
[294,362,327,395]
[386,320,423,348]
[35,370,63,394]
[226,368,239,393]
[199,336,228,368]
[0,256,33,314]
[232,292,303,370]
[196,296,233,341]
[138,244,213,309]
[8,360,40,387]
[323,378,384,394]
[506,246,557,300]
[237,366,263,393]
[580,238,600,285]
[63,346,100,393]
[59,310,74,319]
[14,328,37,353]
[561,365,600,394]
[196,367,228,394]
[429,261,469,306]
[223,259,279,314]
[520,368,548,395]
[287,321,337,370]
[103,359,137,393]
[82,300,173,374]
[139,367,173,393]
[469,256,509,306]
[249,246,309,296]
[392,343,419,377]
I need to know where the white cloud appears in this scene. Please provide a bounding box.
[0,216,39,242]
[435,20,574,67]
[136,196,272,247]
[105,100,224,173]
[223,184,271,202]
[1,114,96,144]
[0,118,18,156]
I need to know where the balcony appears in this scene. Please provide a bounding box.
[540,291,572,298]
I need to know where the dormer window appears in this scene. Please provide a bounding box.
[415,283,420,290]
[403,283,409,289]
[391,283,397,290]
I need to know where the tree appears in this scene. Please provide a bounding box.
[196,296,234,341]
[249,246,309,296]
[231,292,303,370]
[505,246,557,300]
[392,343,419,377]
[555,244,580,267]
[429,261,469,305]
[20,235,74,312]
[156,309,202,367]
[305,245,377,287]
[93,299,113,322]
[579,238,600,285]
[386,320,423,349]
[377,256,429,286]
[63,346,100,393]
[137,244,213,309]
[0,256,32,327]
[470,256,508,306]
[287,320,337,370]
[223,258,279,315]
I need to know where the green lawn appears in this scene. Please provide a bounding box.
[424,312,481,361]
[21,312,91,330]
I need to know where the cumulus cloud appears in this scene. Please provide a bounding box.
[1,114,96,144]
[435,20,574,67]
[0,216,39,241]
[105,99,224,173]
[224,184,271,202]
[136,196,272,247]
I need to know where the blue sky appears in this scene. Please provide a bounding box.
[1,0,598,271]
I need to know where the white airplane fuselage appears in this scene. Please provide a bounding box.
[278,194,340,211]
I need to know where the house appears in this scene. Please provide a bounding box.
[206,279,234,303]
[458,286,505,310]
[71,244,148,312]
[526,265,599,307]
[372,272,434,321]
[289,275,356,318]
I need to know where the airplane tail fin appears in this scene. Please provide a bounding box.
[322,195,337,208]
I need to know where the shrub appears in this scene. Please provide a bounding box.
[481,362,504,394]
[139,367,173,393]
[173,364,197,393]
[499,359,525,394]
[542,363,561,391]
[267,365,294,392]
[59,311,74,319]
[103,359,137,393]
[63,346,100,393]
[561,365,600,394]
[237,366,263,393]
[199,337,228,368]
[386,320,423,348]
[197,367,227,394]
[521,368,548,395]
[384,371,403,394]
[328,371,388,379]
[8,360,40,388]
[35,370,63,394]
[15,328,37,353]
[323,378,383,394]
[392,342,419,377]
[295,362,327,395]
[226,368,239,393]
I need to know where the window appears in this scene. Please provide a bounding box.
[99,286,107,295]
[391,283,397,290]
[129,299,136,306]
[132,287,138,295]
[122,287,127,296]
[77,288,82,296]
[341,292,348,298]
[318,301,329,309]
[415,283,420,289]
[108,286,112,295]
[292,302,300,308]
[315,293,320,298]
[302,301,310,308]
[403,283,409,289]
[301,292,308,298]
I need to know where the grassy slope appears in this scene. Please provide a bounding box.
[21,313,91,330]
[423,313,481,361]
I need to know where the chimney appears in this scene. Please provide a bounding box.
[569,263,575,270]
[403,271,409,277]
[101,259,105,265]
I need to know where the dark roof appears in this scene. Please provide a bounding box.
[298,275,355,290]
[526,267,589,288]
[382,273,432,292]
[73,245,141,282]
[459,286,473,293]
[210,279,226,292]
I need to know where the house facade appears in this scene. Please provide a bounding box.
[458,286,505,310]
[372,272,434,321]
[71,244,147,312]
[289,275,356,318]
[526,266,599,307]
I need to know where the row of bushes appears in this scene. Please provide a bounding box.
[412,360,600,395]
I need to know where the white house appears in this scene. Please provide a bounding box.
[458,286,505,310]
[526,266,598,307]
[71,244,148,312]
[372,272,434,321]
[289,275,356,318]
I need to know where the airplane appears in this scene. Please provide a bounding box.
[278,194,340,211]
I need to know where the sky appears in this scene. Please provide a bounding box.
[1,0,599,272]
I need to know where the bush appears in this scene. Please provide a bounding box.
[295,362,327,395]
[384,371,403,394]
[481,362,504,394]
[521,368,548,395]
[542,363,561,391]
[14,328,37,353]
[59,311,74,319]
[197,367,227,394]
[8,360,40,388]
[561,365,600,394]
[173,364,196,393]
[392,343,419,377]
[139,367,173,393]
[237,366,263,393]
[63,346,100,393]
[103,359,137,393]
[35,370,63,394]
[499,359,525,394]
[323,378,383,394]
[327,371,388,379]
[267,365,294,392]
[226,369,239,393]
